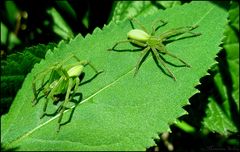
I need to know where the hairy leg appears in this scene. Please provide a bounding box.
[159,25,201,40]
[134,47,151,76]
[57,78,74,132]
[152,47,176,80]
[156,45,191,67]
[129,17,149,33]
[151,19,167,35]
[108,39,147,51]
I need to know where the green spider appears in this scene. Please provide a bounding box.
[32,54,102,131]
[108,18,201,80]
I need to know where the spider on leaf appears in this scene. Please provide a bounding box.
[108,18,201,80]
[32,54,103,131]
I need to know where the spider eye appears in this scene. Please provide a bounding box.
[127,29,150,42]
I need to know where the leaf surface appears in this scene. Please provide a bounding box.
[109,1,180,23]
[203,97,237,135]
[1,2,228,150]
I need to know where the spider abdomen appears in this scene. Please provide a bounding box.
[67,65,84,77]
[127,29,150,42]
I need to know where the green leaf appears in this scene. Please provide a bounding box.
[47,7,74,40]
[1,23,8,45]
[224,26,239,112]
[229,1,239,31]
[156,1,181,9]
[203,96,237,135]
[4,1,19,28]
[202,3,239,135]
[1,43,56,115]
[110,1,181,23]
[1,23,21,50]
[1,2,227,150]
[55,0,77,21]
[110,1,160,23]
[2,44,55,75]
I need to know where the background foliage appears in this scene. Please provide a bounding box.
[1,1,239,151]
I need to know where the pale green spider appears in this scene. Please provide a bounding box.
[108,18,201,80]
[32,54,102,131]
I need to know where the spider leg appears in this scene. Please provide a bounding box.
[72,55,81,62]
[56,68,70,80]
[108,39,147,51]
[57,78,74,132]
[55,77,80,110]
[32,79,38,105]
[108,40,132,51]
[56,54,83,67]
[82,61,102,74]
[70,77,80,101]
[129,17,149,33]
[59,54,81,65]
[134,46,151,76]
[39,77,65,118]
[54,54,83,71]
[151,47,176,80]
[60,54,102,75]
[32,68,57,105]
[40,97,49,119]
[165,51,191,67]
[69,60,102,75]
[156,45,191,67]
[57,107,65,132]
[151,19,167,35]
[88,62,104,74]
[159,26,201,40]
